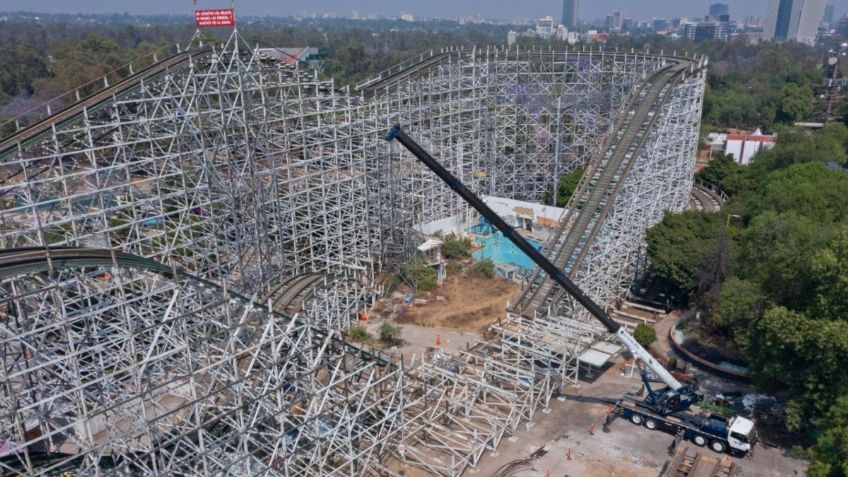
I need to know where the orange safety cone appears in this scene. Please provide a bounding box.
[589,423,595,435]
[435,335,441,347]
[360,311,367,322]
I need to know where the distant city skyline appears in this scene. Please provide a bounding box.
[562,0,578,28]
[4,0,847,23]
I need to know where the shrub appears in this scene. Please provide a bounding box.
[401,259,438,291]
[442,233,473,259]
[348,325,371,343]
[634,324,657,349]
[667,357,678,371]
[447,261,462,274]
[378,322,402,346]
[475,258,496,278]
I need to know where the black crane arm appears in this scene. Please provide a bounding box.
[385,124,684,392]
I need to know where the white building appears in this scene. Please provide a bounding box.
[555,25,569,41]
[507,30,518,46]
[537,16,555,38]
[725,129,776,165]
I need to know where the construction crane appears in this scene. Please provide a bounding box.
[385,124,757,455]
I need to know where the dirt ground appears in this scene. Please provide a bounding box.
[363,267,807,477]
[472,357,808,477]
[392,265,520,333]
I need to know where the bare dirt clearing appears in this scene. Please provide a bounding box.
[394,265,520,333]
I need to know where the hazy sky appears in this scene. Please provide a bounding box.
[3,0,847,22]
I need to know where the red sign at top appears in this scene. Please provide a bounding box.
[195,8,235,28]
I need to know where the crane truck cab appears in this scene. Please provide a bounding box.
[607,369,758,455]
[613,400,757,455]
[725,415,757,454]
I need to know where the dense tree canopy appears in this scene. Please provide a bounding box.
[699,39,829,129]
[808,396,848,477]
[648,125,848,450]
[645,210,722,297]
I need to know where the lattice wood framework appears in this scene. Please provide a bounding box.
[0,28,705,476]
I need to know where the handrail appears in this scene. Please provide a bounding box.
[693,178,728,203]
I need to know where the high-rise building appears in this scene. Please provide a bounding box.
[562,0,578,29]
[611,10,624,31]
[764,0,826,45]
[709,3,730,16]
[823,4,835,26]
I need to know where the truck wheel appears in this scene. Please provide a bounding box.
[710,440,726,453]
[692,435,707,446]
[630,414,643,425]
[644,418,657,430]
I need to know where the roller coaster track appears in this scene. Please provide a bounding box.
[514,60,690,316]
[0,46,212,157]
[262,272,328,316]
[354,51,453,95]
[0,247,387,363]
[0,247,394,475]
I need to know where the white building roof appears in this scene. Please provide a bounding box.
[578,349,611,368]
[417,239,443,252]
[482,195,565,222]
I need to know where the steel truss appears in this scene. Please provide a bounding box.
[0,252,404,476]
[572,71,705,314]
[0,27,706,476]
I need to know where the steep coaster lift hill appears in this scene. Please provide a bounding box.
[385,124,757,456]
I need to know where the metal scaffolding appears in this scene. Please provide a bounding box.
[0,249,405,476]
[0,27,706,476]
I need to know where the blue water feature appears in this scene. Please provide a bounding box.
[472,231,542,271]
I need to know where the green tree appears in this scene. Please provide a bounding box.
[809,228,848,322]
[749,163,848,224]
[695,153,751,196]
[808,396,848,477]
[400,259,438,292]
[325,42,369,85]
[746,306,848,431]
[543,167,585,207]
[646,210,722,296]
[633,324,657,349]
[750,127,846,177]
[738,211,828,310]
[475,258,495,278]
[347,325,371,342]
[777,83,813,123]
[378,321,402,346]
[442,233,472,259]
[708,277,765,338]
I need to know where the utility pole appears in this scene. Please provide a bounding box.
[825,43,847,124]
